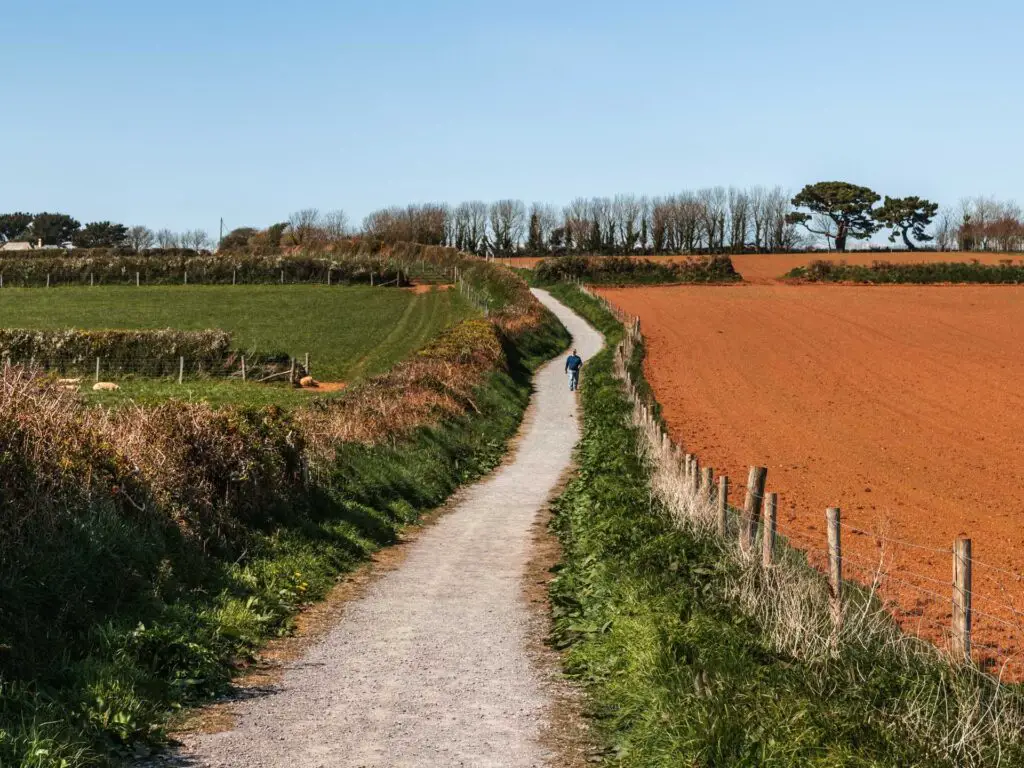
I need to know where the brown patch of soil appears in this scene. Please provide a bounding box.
[298,380,346,393]
[404,283,453,294]
[599,283,1024,674]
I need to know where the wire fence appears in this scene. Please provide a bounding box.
[580,283,1024,681]
[0,257,460,290]
[3,352,317,387]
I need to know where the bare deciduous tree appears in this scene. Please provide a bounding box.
[126,225,155,251]
[286,208,322,247]
[180,229,211,251]
[321,210,350,241]
[155,228,178,249]
[488,199,526,254]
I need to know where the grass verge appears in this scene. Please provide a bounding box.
[546,284,1024,767]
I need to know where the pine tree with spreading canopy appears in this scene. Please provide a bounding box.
[874,196,939,250]
[786,181,880,251]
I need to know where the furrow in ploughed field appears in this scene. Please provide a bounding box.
[599,283,1024,670]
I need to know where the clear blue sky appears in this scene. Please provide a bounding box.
[1,0,1020,235]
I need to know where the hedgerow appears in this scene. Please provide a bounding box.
[0,328,237,376]
[787,259,1024,283]
[0,251,403,287]
[533,254,741,285]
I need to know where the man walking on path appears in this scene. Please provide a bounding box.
[565,348,583,392]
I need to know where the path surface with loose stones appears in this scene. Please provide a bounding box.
[169,290,602,767]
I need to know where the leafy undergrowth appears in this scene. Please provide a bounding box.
[547,286,1024,767]
[787,259,1024,283]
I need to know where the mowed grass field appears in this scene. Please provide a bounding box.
[0,284,472,406]
[598,283,1024,666]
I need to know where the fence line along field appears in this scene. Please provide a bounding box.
[597,283,1024,670]
[0,284,471,406]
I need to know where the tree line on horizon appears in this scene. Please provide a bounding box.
[3,183,1023,256]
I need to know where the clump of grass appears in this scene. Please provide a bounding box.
[548,284,1024,767]
[787,259,1024,283]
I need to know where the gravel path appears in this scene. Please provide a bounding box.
[171,290,601,768]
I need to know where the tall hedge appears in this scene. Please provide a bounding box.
[533,254,741,284]
[0,252,405,287]
[787,259,1024,284]
[0,328,237,376]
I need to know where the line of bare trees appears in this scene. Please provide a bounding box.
[933,198,1024,252]
[357,187,806,257]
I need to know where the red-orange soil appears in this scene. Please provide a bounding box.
[598,283,1024,672]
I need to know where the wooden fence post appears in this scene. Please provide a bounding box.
[90,272,94,287]
[95,357,100,383]
[289,358,296,385]
[718,476,729,537]
[233,268,237,285]
[178,356,184,385]
[46,273,50,288]
[184,270,188,285]
[952,536,973,662]
[827,507,843,632]
[370,271,375,287]
[280,269,285,284]
[241,356,247,382]
[690,457,700,495]
[762,493,778,566]
[740,466,768,552]
[327,269,331,287]
[304,352,310,375]
[136,271,140,287]
[684,454,693,483]
[702,467,714,502]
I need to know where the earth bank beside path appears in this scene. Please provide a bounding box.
[164,289,601,768]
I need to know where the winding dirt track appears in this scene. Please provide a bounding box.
[167,290,601,768]
[599,283,1024,669]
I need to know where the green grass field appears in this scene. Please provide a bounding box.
[0,285,472,406]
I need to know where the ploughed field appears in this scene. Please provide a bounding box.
[599,283,1024,668]
[509,252,1022,282]
[0,284,470,406]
